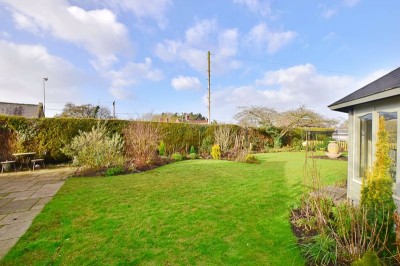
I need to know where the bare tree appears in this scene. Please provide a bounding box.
[235,105,337,147]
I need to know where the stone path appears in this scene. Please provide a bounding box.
[0,167,75,258]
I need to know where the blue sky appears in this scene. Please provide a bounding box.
[0,0,399,122]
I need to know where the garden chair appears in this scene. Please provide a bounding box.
[31,152,46,170]
[1,160,16,173]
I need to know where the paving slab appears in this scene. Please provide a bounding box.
[0,167,75,258]
[0,221,32,241]
[4,190,36,201]
[30,182,64,198]
[0,198,40,214]
[0,238,19,258]
[0,210,41,226]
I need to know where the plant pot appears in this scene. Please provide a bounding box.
[327,141,339,154]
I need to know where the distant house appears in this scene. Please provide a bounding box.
[329,67,400,205]
[0,102,45,118]
[159,114,208,124]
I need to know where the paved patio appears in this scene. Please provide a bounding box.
[0,167,75,258]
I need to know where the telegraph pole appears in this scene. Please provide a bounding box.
[113,101,115,119]
[207,51,211,124]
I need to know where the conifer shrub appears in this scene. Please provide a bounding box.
[189,145,196,154]
[158,141,166,156]
[360,116,396,252]
[211,144,221,160]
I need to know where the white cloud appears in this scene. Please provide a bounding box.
[3,0,130,61]
[342,0,360,8]
[92,0,172,29]
[323,32,337,41]
[0,40,83,116]
[171,76,201,91]
[233,0,273,17]
[322,8,337,19]
[102,58,163,99]
[321,0,360,19]
[155,19,240,75]
[246,23,297,54]
[210,64,365,121]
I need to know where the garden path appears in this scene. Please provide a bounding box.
[0,167,75,258]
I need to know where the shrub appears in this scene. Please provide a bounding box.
[188,153,197,160]
[214,125,232,152]
[171,152,183,161]
[301,233,337,266]
[105,166,125,176]
[158,140,166,156]
[352,250,383,266]
[201,136,213,155]
[124,122,162,168]
[244,154,260,164]
[62,122,124,171]
[211,144,221,160]
[361,116,396,252]
[189,145,195,154]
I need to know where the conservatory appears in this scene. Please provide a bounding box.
[329,67,400,206]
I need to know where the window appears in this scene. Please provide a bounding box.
[378,111,397,182]
[359,113,372,178]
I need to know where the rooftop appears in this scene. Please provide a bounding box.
[329,67,400,112]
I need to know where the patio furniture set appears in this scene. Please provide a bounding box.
[0,152,45,173]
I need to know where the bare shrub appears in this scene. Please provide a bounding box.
[394,212,400,264]
[124,122,162,168]
[214,125,232,153]
[332,204,393,263]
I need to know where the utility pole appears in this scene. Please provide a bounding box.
[207,51,211,125]
[43,77,48,116]
[113,101,115,119]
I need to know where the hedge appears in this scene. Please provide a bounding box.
[0,115,271,163]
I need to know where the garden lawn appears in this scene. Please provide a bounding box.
[2,152,347,265]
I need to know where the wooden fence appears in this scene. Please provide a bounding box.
[305,140,348,152]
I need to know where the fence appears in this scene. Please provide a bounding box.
[305,140,348,152]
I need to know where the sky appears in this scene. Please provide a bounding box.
[0,0,399,123]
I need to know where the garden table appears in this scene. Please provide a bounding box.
[12,152,36,170]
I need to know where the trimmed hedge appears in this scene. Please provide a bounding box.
[0,115,271,163]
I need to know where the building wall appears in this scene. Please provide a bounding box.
[347,95,400,206]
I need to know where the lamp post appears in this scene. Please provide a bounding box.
[43,77,48,116]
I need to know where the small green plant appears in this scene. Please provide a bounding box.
[244,154,260,164]
[188,153,197,160]
[201,136,213,155]
[302,233,337,266]
[172,152,183,161]
[105,166,125,176]
[351,250,383,266]
[189,145,196,154]
[211,144,221,160]
[159,141,166,156]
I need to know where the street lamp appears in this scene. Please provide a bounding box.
[43,77,48,116]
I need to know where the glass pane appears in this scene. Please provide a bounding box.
[379,112,397,182]
[359,114,372,178]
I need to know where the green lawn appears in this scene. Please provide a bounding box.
[2,152,347,265]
